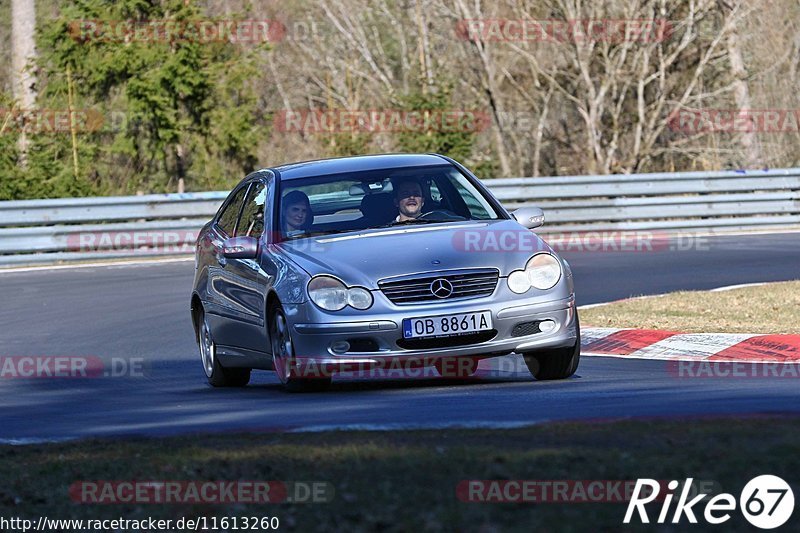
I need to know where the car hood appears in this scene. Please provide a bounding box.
[274,219,555,289]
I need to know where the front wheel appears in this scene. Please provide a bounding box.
[270,303,331,392]
[523,315,580,380]
[197,309,251,387]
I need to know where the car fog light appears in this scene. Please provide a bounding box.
[331,341,350,354]
[539,320,557,333]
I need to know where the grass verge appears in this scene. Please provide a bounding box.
[2,416,799,532]
[581,280,800,334]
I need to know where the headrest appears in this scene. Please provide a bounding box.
[360,193,395,224]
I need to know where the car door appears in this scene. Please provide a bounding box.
[222,176,274,353]
[204,182,251,348]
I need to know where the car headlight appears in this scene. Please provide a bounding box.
[507,253,562,294]
[308,275,373,311]
[507,270,531,294]
[308,276,347,310]
[346,287,373,310]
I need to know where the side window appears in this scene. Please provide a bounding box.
[447,173,496,219]
[428,176,452,211]
[429,181,442,202]
[217,185,248,236]
[237,181,267,238]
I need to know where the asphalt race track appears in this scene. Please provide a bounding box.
[1,232,799,442]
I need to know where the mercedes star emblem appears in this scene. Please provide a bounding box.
[430,278,454,298]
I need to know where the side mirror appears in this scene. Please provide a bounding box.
[222,236,259,260]
[511,207,545,229]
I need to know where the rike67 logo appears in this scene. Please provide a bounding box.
[624,476,794,529]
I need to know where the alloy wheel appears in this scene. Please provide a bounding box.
[271,310,294,384]
[199,315,215,378]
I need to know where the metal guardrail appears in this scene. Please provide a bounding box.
[1,168,799,266]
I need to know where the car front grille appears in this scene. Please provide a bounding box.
[378,268,499,305]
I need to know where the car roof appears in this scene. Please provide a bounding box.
[267,153,451,180]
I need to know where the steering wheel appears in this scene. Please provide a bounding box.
[418,210,467,221]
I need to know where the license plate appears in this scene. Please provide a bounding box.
[403,311,492,339]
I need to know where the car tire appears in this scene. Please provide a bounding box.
[269,302,331,393]
[197,308,251,387]
[523,315,581,380]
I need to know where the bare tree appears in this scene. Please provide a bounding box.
[11,0,37,165]
[243,0,800,175]
[450,0,513,177]
[218,0,800,177]
[721,0,762,168]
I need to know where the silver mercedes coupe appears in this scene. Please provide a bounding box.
[191,154,579,391]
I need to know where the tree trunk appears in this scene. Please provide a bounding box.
[11,0,37,166]
[726,4,762,168]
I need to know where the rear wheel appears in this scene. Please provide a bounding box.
[197,309,250,387]
[270,303,331,392]
[523,315,581,380]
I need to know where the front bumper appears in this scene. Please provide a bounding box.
[284,291,578,370]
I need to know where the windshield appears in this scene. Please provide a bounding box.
[277,165,501,240]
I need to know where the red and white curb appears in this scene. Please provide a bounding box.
[581,328,800,363]
[466,328,800,378]
[333,328,800,380]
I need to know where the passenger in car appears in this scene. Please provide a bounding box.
[281,190,313,237]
